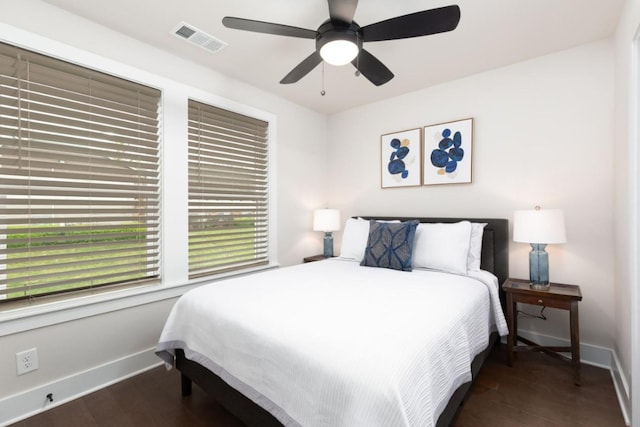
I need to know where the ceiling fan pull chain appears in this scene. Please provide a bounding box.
[355,33,361,77]
[321,62,326,96]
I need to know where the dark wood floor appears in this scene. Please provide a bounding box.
[11,344,625,427]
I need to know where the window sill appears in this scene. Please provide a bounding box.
[0,263,279,337]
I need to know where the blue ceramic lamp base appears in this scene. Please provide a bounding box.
[323,232,334,257]
[529,243,550,290]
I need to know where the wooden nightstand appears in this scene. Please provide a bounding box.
[502,278,583,385]
[303,254,330,263]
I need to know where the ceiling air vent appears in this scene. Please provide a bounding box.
[172,22,228,54]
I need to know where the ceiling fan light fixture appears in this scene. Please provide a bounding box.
[223,1,461,85]
[320,39,358,66]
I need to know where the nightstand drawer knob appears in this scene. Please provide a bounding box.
[538,299,544,304]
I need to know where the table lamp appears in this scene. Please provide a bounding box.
[313,209,341,257]
[513,206,566,290]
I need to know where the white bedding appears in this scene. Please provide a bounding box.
[156,259,508,427]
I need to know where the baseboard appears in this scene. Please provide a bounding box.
[0,347,162,427]
[502,330,631,426]
[514,330,612,368]
[611,349,632,426]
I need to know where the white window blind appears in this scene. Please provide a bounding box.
[188,100,269,278]
[0,42,161,303]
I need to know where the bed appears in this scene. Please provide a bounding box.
[156,216,509,427]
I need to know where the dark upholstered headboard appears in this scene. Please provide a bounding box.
[359,217,509,304]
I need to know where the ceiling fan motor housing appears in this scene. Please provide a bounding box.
[316,20,363,54]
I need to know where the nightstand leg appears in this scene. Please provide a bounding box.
[570,301,581,385]
[506,293,515,366]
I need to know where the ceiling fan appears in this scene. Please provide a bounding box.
[222,0,461,87]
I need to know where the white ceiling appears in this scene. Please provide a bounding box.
[42,0,624,115]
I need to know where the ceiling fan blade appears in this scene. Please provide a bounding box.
[280,51,323,84]
[352,49,394,86]
[327,0,359,24]
[361,5,461,42]
[222,17,316,39]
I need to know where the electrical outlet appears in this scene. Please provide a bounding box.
[16,348,38,375]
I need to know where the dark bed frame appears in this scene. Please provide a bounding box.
[176,217,509,427]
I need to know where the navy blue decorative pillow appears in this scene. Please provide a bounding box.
[360,220,419,272]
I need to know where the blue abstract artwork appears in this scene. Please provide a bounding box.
[430,128,464,173]
[388,138,410,179]
[423,118,473,185]
[381,128,421,188]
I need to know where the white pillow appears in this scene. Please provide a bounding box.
[412,221,472,275]
[339,218,370,261]
[467,223,487,271]
[339,218,402,261]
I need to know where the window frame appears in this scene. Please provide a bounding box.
[0,41,162,303]
[187,99,271,279]
[0,25,278,336]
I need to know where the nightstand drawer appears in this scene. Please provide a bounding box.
[514,293,572,310]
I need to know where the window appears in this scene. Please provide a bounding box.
[0,42,161,303]
[188,100,269,278]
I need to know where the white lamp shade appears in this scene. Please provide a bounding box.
[313,209,341,232]
[513,208,567,244]
[319,40,358,66]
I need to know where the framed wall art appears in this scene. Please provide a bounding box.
[423,118,473,185]
[380,128,422,188]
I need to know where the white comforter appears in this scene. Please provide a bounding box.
[156,259,508,427]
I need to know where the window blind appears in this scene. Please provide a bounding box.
[188,100,269,278]
[0,42,161,302]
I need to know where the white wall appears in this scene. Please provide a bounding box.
[327,40,615,349]
[0,0,629,424]
[0,0,328,419]
[614,0,640,423]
